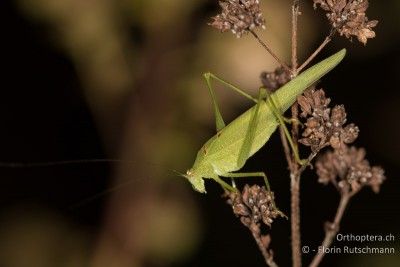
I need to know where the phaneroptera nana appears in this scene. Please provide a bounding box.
[183,49,346,210]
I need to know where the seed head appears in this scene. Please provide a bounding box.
[260,67,291,92]
[227,184,278,227]
[313,0,378,45]
[298,88,359,151]
[316,146,386,193]
[209,0,266,38]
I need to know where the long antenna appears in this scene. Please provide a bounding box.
[0,159,137,168]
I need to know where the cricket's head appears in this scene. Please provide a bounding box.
[184,169,206,193]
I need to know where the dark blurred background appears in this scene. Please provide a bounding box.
[0,1,399,267]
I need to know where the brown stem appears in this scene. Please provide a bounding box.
[249,223,278,267]
[291,0,300,74]
[290,2,302,266]
[289,116,333,266]
[309,190,351,267]
[250,30,291,74]
[290,145,328,267]
[290,103,302,267]
[297,145,324,175]
[291,170,301,267]
[297,29,336,73]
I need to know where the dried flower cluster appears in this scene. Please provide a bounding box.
[298,88,385,194]
[313,0,378,45]
[297,88,359,151]
[316,146,385,194]
[209,0,265,38]
[227,184,279,227]
[260,67,291,92]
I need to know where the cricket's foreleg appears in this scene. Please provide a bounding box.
[223,172,287,219]
[204,72,260,132]
[264,88,306,165]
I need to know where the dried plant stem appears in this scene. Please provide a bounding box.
[250,30,291,74]
[291,171,301,267]
[248,223,278,267]
[297,29,336,73]
[290,103,302,267]
[291,0,300,74]
[309,190,350,267]
[279,112,303,267]
[298,145,328,175]
[290,2,302,266]
[291,144,328,267]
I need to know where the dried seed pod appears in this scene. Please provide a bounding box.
[315,146,386,194]
[313,0,378,45]
[227,184,278,227]
[209,0,266,38]
[298,88,359,152]
[260,66,291,92]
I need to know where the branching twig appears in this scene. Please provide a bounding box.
[250,30,291,74]
[248,222,279,267]
[297,29,336,73]
[309,189,350,267]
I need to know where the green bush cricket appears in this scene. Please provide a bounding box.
[183,49,346,215]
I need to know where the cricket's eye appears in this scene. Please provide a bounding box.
[186,170,192,177]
